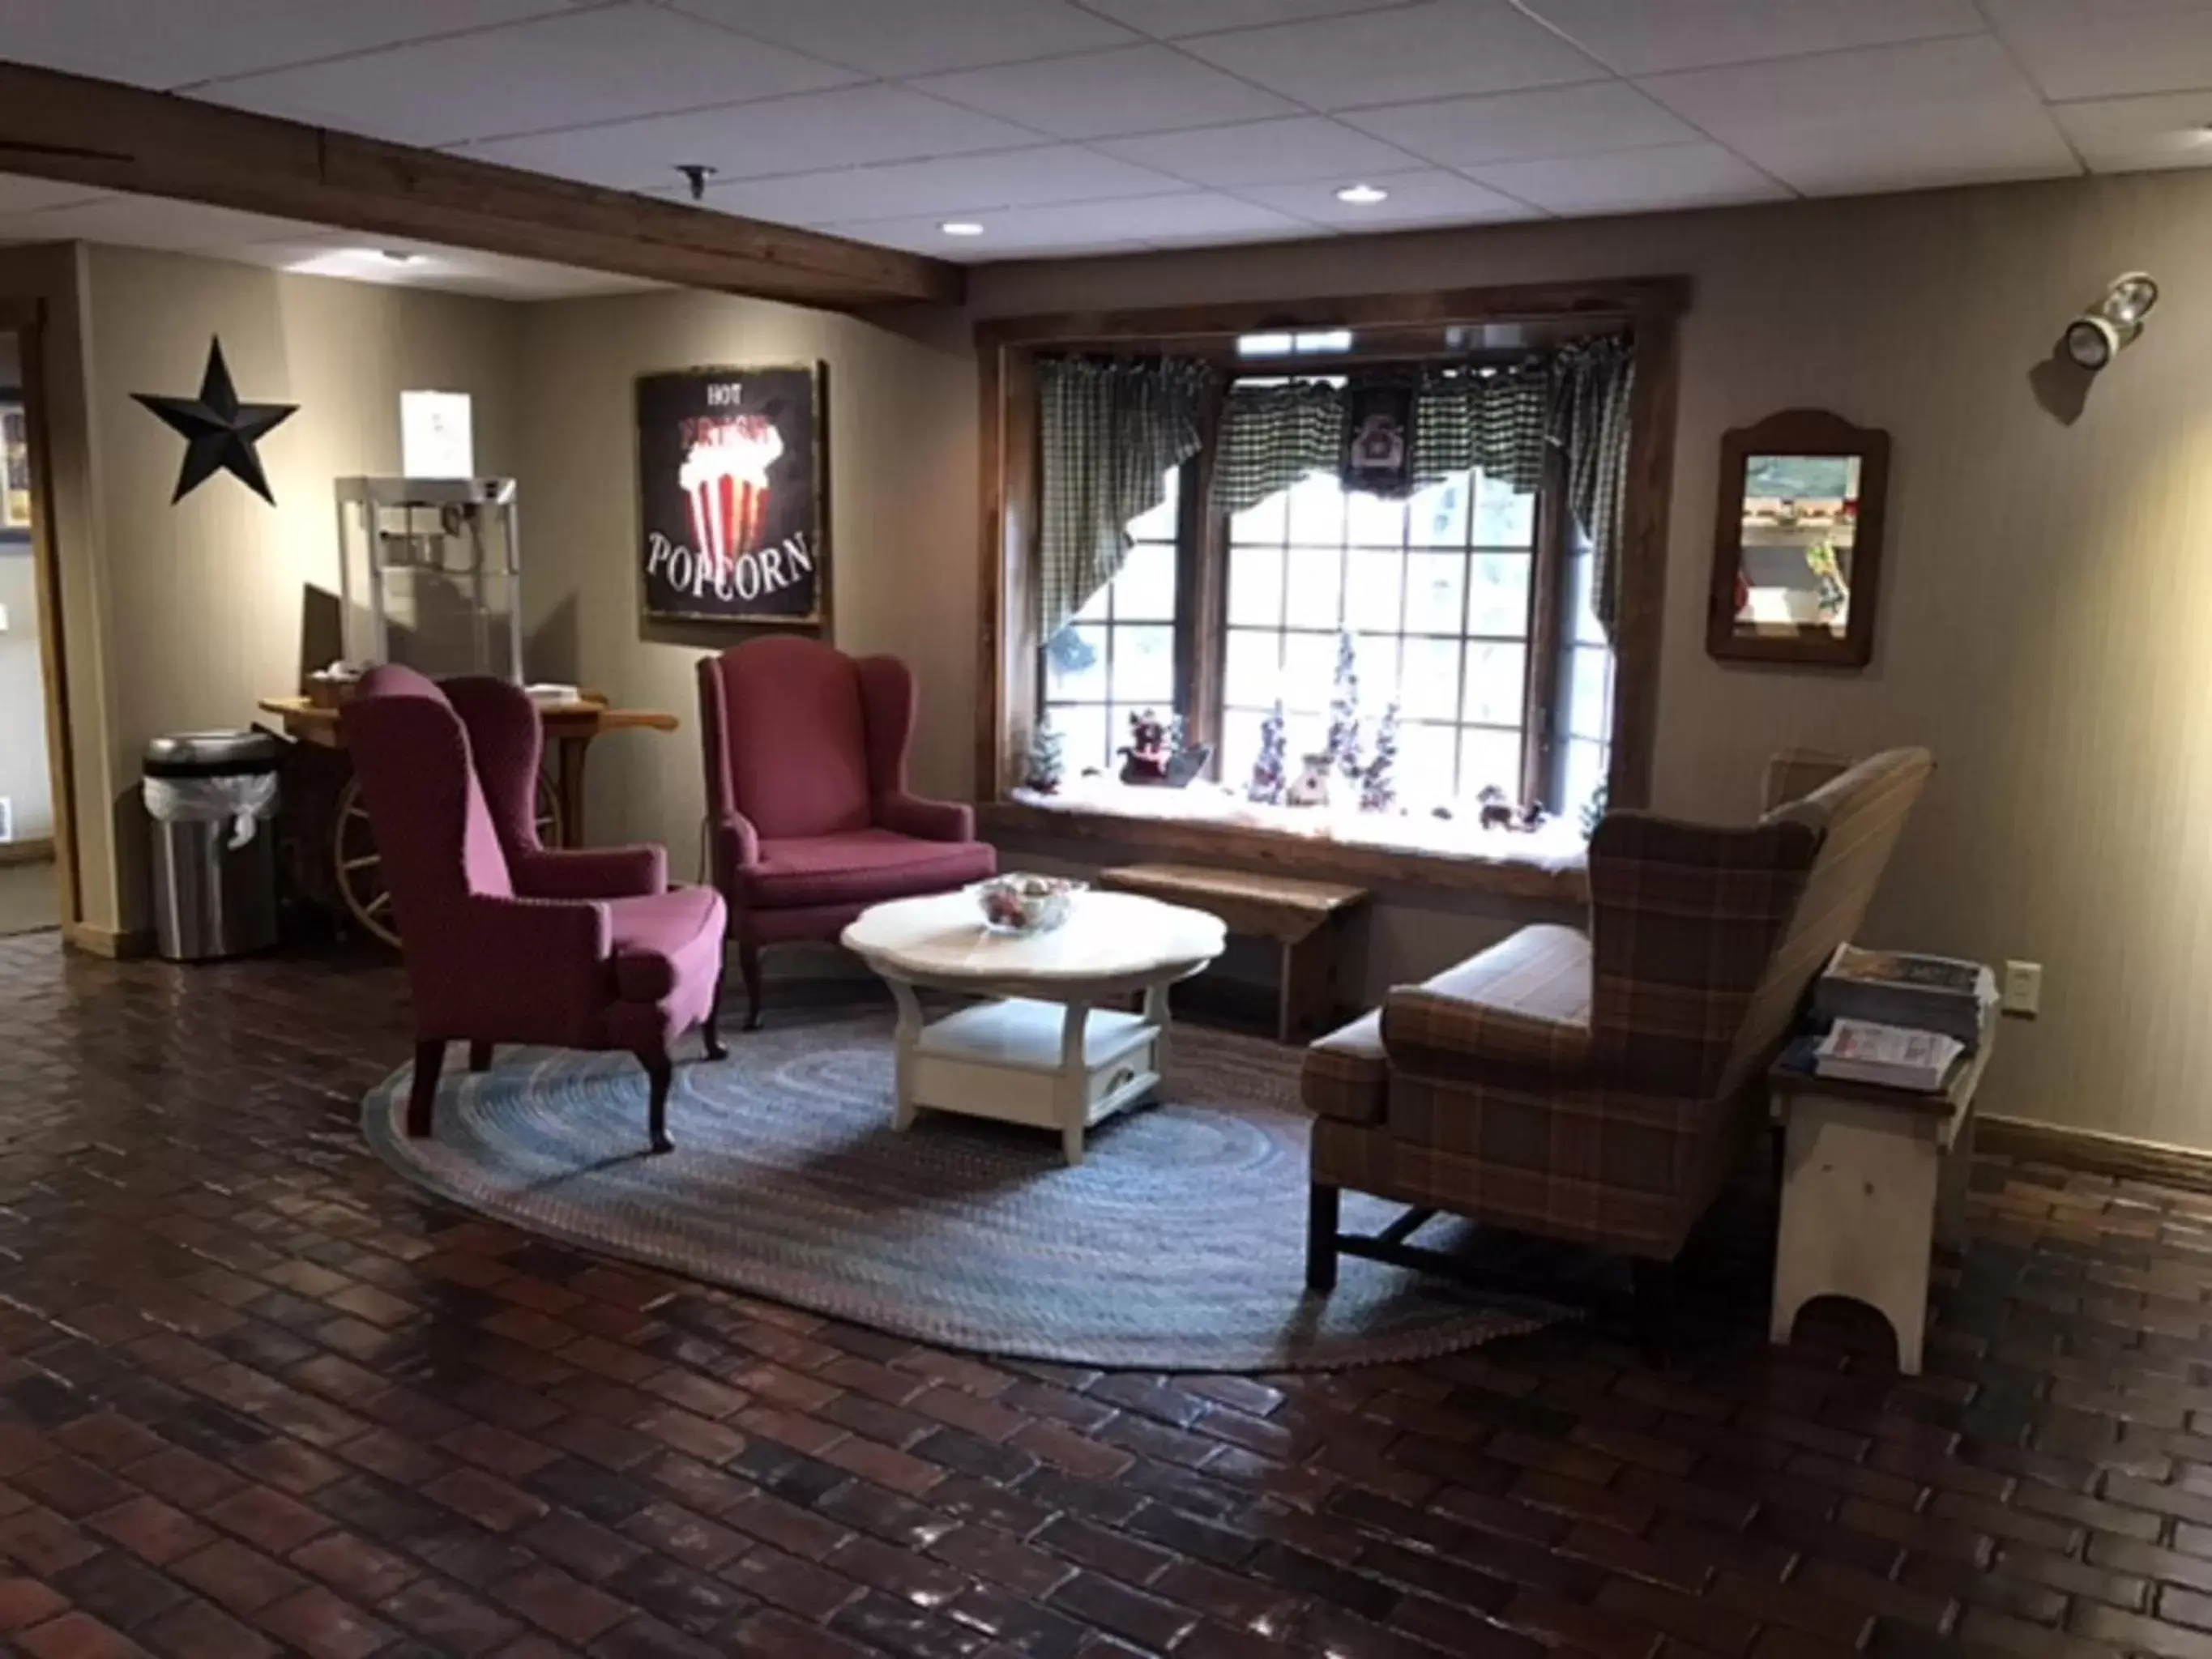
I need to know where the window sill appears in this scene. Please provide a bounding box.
[980,786,1590,904]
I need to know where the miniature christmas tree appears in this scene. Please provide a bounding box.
[1326,629,1362,782]
[1360,702,1400,812]
[1248,701,1287,804]
[1023,717,1065,795]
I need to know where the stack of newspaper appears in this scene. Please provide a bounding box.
[1801,945,1998,1092]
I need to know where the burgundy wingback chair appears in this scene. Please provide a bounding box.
[698,637,996,1026]
[343,665,728,1153]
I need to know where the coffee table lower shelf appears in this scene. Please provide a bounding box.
[887,986,1168,1166]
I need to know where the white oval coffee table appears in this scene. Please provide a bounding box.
[842,889,1226,1165]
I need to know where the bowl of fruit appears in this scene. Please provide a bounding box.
[973,873,1083,936]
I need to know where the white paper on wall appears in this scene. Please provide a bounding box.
[401,390,474,479]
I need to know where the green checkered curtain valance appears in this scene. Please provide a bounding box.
[1038,356,1214,640]
[1212,381,1345,516]
[1552,338,1637,638]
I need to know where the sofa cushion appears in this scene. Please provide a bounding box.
[1302,923,1592,1125]
[608,885,725,1004]
[740,830,996,911]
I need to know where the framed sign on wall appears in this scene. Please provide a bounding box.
[635,362,828,628]
[1,392,32,546]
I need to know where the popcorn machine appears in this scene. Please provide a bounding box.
[334,476,523,682]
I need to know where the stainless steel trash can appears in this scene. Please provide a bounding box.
[144,731,281,962]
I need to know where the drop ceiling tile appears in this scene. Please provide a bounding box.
[705,145,1188,225]
[2052,90,2212,171]
[460,84,1046,192]
[1984,0,2212,101]
[194,3,863,147]
[0,175,114,216]
[1095,116,1423,186]
[0,0,576,92]
[1235,168,1539,228]
[1179,0,1608,110]
[1516,0,1985,75]
[1343,80,1702,168]
[911,45,1296,140]
[665,0,1137,75]
[1640,34,2079,194]
[1470,142,1789,213]
[1081,0,1406,36]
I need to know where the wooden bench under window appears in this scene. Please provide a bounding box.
[1098,864,1369,1043]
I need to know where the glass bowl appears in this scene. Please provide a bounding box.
[973,873,1084,936]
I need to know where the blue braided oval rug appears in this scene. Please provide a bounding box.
[361,1008,1563,1371]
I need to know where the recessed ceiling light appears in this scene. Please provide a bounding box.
[1334,183,1390,206]
[940,220,984,237]
[378,249,424,266]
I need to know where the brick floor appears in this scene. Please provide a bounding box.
[0,930,2209,1657]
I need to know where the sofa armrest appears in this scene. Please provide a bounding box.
[511,844,668,900]
[877,791,974,843]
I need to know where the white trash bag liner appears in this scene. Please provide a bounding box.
[144,773,279,851]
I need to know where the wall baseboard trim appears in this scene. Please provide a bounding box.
[0,837,55,868]
[1978,1113,2212,1196]
[63,921,153,960]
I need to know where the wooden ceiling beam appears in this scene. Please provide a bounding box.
[0,60,963,309]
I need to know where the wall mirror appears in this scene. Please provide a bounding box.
[1706,409,1889,667]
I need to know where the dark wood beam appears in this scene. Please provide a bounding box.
[0,60,963,310]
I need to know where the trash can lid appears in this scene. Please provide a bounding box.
[144,730,282,777]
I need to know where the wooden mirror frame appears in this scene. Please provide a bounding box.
[1706,407,1890,668]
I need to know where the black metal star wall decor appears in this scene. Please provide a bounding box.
[132,337,298,505]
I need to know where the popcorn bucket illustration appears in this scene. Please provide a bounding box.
[679,416,784,573]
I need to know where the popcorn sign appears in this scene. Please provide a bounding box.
[635,364,827,625]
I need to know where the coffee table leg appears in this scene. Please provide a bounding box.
[1142,980,1171,1103]
[888,978,924,1132]
[1058,1001,1091,1166]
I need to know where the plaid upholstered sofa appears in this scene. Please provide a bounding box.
[1301,748,1934,1299]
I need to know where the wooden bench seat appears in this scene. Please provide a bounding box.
[1098,863,1369,1043]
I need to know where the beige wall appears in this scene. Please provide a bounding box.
[75,245,524,932]
[967,168,2212,1149]
[513,291,976,878]
[0,331,54,844]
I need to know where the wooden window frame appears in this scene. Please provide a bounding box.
[976,275,1688,895]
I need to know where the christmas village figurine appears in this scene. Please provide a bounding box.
[1247,700,1287,804]
[1476,784,1545,832]
[1326,629,1362,781]
[1023,718,1065,795]
[1286,751,1334,807]
[1360,702,1400,813]
[1119,708,1211,788]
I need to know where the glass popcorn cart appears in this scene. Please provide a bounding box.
[333,476,523,683]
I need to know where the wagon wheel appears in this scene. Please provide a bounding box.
[333,773,562,948]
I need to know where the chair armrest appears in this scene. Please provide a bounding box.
[708,811,761,891]
[1381,985,1594,1085]
[510,845,667,900]
[877,791,974,842]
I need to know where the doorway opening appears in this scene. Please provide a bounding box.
[0,322,64,937]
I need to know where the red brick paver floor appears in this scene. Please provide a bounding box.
[0,930,2202,1659]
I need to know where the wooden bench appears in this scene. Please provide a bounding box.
[1097,863,1369,1043]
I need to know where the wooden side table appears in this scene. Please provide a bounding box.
[1097,863,1369,1043]
[1767,1029,1992,1375]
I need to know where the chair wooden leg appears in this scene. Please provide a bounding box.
[643,1052,674,1154]
[1306,1182,1341,1292]
[702,969,728,1061]
[468,1041,494,1073]
[407,1040,446,1138]
[738,943,763,1032]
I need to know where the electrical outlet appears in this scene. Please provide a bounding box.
[2002,960,2043,1017]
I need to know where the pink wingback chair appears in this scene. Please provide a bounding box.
[698,637,996,1027]
[343,665,728,1153]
